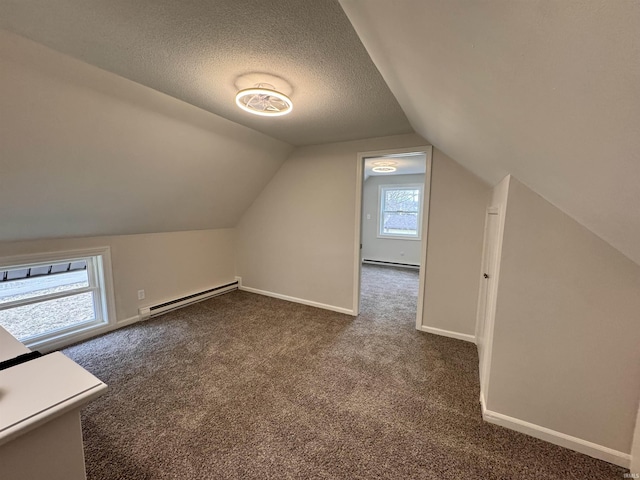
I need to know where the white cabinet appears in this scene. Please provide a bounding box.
[0,327,106,480]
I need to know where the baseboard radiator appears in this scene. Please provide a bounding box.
[138,281,238,320]
[362,259,420,270]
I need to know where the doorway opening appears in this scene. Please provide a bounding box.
[353,146,433,328]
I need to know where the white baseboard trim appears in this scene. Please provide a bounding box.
[419,325,476,344]
[116,315,141,327]
[480,401,630,468]
[239,286,355,316]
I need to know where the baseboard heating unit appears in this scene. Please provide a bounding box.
[362,259,420,270]
[138,281,238,320]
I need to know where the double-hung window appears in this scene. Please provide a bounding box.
[0,248,114,350]
[378,184,424,240]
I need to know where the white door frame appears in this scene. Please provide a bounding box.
[352,145,433,330]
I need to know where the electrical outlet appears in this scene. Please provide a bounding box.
[137,289,145,300]
[366,213,371,220]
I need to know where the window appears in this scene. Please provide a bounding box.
[378,184,423,239]
[0,248,115,350]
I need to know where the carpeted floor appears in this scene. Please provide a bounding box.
[63,264,626,479]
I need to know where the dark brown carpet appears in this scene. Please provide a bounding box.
[63,264,626,479]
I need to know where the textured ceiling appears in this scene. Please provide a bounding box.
[341,0,640,266]
[0,0,412,146]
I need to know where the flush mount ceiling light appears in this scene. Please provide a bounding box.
[371,160,398,173]
[372,166,397,173]
[235,83,293,117]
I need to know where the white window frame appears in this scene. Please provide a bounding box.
[0,247,116,352]
[377,183,424,240]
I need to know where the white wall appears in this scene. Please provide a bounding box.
[361,174,425,265]
[487,177,640,458]
[490,173,511,208]
[0,29,293,241]
[236,134,427,313]
[236,137,490,329]
[0,229,236,323]
[421,150,489,337]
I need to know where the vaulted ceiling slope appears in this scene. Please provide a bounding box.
[0,30,293,241]
[341,1,640,266]
[0,0,412,146]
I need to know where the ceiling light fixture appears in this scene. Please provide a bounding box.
[235,83,293,117]
[372,166,397,173]
[371,160,398,173]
